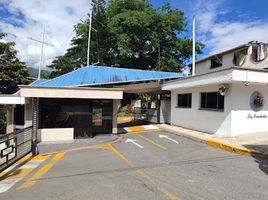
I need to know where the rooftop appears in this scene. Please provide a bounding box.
[31,66,184,87]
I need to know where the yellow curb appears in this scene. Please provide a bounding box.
[206,139,268,157]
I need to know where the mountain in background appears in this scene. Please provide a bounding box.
[28,67,50,79]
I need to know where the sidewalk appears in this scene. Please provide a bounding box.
[37,134,120,154]
[158,124,268,157]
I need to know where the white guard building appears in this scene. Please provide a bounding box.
[162,41,268,137]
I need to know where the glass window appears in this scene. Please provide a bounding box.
[211,56,222,68]
[177,93,192,108]
[200,92,224,110]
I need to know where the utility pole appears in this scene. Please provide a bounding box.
[192,15,196,76]
[87,7,93,67]
[27,27,54,79]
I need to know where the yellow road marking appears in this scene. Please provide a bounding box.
[135,133,166,150]
[108,144,179,200]
[18,155,51,163]
[51,152,64,161]
[18,152,65,190]
[0,168,33,179]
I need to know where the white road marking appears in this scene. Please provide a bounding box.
[0,177,24,193]
[0,159,46,193]
[125,139,144,149]
[159,134,179,144]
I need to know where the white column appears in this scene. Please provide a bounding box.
[112,99,119,134]
[6,105,14,134]
[24,98,33,127]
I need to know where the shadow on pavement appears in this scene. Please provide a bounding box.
[244,144,268,176]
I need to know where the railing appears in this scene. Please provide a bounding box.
[0,126,33,172]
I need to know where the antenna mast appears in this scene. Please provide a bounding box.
[27,26,54,79]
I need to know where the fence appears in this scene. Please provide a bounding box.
[0,126,33,172]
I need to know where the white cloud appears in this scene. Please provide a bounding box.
[192,0,268,55]
[0,0,90,69]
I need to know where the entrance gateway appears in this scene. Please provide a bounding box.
[0,66,182,144]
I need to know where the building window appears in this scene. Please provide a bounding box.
[200,92,224,110]
[210,56,222,68]
[177,93,192,108]
[233,48,248,66]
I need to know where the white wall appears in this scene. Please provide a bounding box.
[170,85,232,137]
[195,53,233,75]
[230,84,268,136]
[38,128,74,142]
[195,50,268,76]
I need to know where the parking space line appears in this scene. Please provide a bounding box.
[108,144,179,200]
[135,133,166,150]
[18,152,65,190]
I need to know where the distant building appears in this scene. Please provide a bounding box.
[163,41,268,137]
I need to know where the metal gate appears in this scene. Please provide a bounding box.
[133,100,171,124]
[0,126,33,172]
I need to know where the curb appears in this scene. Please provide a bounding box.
[159,124,268,158]
[38,134,123,155]
[206,139,268,157]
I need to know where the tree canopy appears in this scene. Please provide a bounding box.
[0,33,30,94]
[48,0,204,78]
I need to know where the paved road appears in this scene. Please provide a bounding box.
[0,130,267,200]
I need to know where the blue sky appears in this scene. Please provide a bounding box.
[1,0,268,68]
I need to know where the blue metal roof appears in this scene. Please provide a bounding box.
[34,66,184,87]
[30,79,48,86]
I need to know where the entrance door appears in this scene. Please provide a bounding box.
[92,100,113,135]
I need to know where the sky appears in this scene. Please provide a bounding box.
[0,0,268,69]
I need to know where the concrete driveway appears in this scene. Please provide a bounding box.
[0,130,267,200]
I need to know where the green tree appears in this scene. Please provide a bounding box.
[49,0,204,77]
[0,32,30,134]
[49,0,111,78]
[0,33,30,94]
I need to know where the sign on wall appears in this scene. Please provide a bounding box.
[250,91,264,112]
[247,91,267,119]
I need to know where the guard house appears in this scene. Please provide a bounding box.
[0,66,182,142]
[163,41,268,137]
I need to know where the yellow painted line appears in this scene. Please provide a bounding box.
[51,152,65,161]
[18,152,65,190]
[108,144,179,200]
[136,133,166,150]
[108,145,132,165]
[0,168,33,179]
[18,155,50,163]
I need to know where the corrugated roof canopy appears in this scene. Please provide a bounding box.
[33,66,183,87]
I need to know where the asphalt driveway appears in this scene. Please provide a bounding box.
[0,130,267,200]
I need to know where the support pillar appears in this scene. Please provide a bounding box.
[24,98,33,128]
[112,99,119,134]
[6,105,14,134]
[32,98,39,155]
